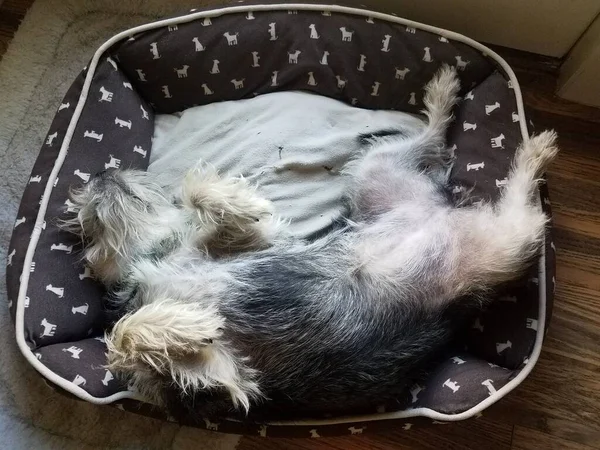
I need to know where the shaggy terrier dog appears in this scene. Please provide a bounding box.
[64,66,558,420]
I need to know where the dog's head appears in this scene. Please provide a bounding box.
[63,169,175,284]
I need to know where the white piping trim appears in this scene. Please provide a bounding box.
[14,3,546,422]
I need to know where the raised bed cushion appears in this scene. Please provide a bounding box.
[6,3,555,437]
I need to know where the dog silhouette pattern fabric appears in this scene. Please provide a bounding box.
[6,5,556,437]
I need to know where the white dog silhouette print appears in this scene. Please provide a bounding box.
[482,379,497,395]
[246,11,255,20]
[465,90,475,101]
[41,318,57,337]
[410,384,423,403]
[381,34,391,52]
[443,378,460,393]
[105,155,121,170]
[192,37,205,52]
[423,47,433,62]
[133,145,147,158]
[62,346,83,359]
[526,318,538,331]
[106,56,117,70]
[320,51,329,65]
[73,169,90,183]
[174,65,189,78]
[58,102,70,111]
[162,85,172,98]
[72,303,89,315]
[339,27,354,42]
[29,175,42,183]
[357,54,367,72]
[140,105,149,120]
[64,199,77,213]
[348,426,365,435]
[408,92,417,105]
[73,374,86,386]
[149,42,160,59]
[50,243,73,254]
[268,22,278,41]
[394,67,410,80]
[201,84,213,95]
[496,340,512,354]
[467,162,485,171]
[490,133,506,149]
[251,51,260,67]
[463,121,477,131]
[370,81,381,97]
[79,266,92,280]
[485,102,501,115]
[136,69,147,82]
[7,248,15,266]
[309,24,320,39]
[406,26,416,33]
[99,86,113,102]
[45,284,64,298]
[288,50,301,64]
[223,32,239,45]
[335,75,347,89]
[270,71,278,87]
[14,217,26,228]
[201,17,211,27]
[231,79,245,89]
[115,117,132,129]
[84,130,103,142]
[496,177,509,188]
[307,72,317,86]
[455,55,470,71]
[210,59,220,74]
[309,429,320,438]
[451,356,466,365]
[46,132,58,146]
[102,370,114,386]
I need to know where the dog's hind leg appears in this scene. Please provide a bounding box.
[181,165,285,253]
[448,131,558,295]
[105,298,261,411]
[346,65,460,218]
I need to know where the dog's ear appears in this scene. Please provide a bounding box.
[105,299,262,412]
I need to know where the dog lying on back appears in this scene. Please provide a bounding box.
[64,66,558,420]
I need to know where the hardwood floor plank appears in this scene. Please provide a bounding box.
[237,417,513,450]
[512,426,597,450]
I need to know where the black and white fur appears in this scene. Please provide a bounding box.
[64,66,558,420]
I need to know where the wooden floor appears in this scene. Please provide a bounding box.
[2,2,600,449]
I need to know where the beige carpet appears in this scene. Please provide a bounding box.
[0,0,241,448]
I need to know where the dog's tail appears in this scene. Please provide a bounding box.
[409,64,461,156]
[452,130,558,293]
[105,299,261,411]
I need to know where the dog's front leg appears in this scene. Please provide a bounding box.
[180,165,284,253]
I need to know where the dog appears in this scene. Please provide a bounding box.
[63,66,558,421]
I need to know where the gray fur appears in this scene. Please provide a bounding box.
[63,66,558,421]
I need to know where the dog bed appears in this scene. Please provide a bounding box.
[6,3,556,437]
